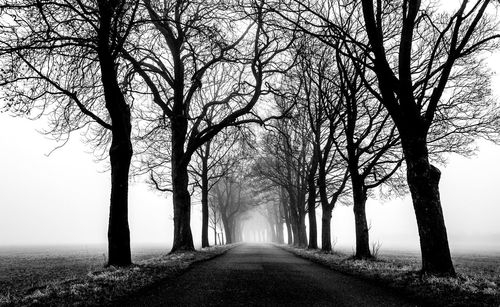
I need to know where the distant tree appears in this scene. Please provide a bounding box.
[248,179,285,244]
[209,198,224,245]
[255,107,311,247]
[0,0,138,266]
[260,189,285,244]
[191,126,239,248]
[210,160,253,244]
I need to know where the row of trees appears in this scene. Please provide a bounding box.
[1,0,499,276]
[0,0,292,266]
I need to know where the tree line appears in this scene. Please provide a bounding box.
[1,0,499,277]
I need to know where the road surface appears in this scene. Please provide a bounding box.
[122,244,416,306]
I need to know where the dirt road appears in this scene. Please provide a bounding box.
[121,244,417,306]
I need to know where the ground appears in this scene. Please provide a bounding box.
[121,244,414,306]
[0,243,498,306]
[0,245,232,306]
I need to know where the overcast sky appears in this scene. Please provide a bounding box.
[1,3,500,254]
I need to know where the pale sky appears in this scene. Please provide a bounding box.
[1,3,500,254]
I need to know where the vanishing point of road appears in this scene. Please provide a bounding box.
[123,244,416,306]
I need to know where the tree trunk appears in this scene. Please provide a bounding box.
[351,175,372,259]
[281,190,293,245]
[285,219,293,245]
[307,211,317,249]
[275,199,284,244]
[214,227,217,245]
[107,136,132,266]
[287,194,301,246]
[288,189,307,247]
[170,117,195,252]
[298,212,308,248]
[291,220,300,246]
[402,135,455,276]
[321,209,332,252]
[307,152,318,249]
[201,151,210,248]
[221,215,232,244]
[97,20,132,266]
[353,191,371,259]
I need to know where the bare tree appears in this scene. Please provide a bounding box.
[125,0,294,252]
[356,0,500,275]
[0,0,138,266]
[210,160,253,244]
[190,124,246,247]
[334,42,404,259]
[209,198,224,245]
[299,44,351,252]
[273,0,500,276]
[255,109,311,247]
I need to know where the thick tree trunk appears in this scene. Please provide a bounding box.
[402,135,455,276]
[201,154,210,248]
[321,209,332,252]
[107,137,132,266]
[351,177,372,259]
[98,23,132,266]
[353,193,371,259]
[171,162,195,252]
[170,118,195,252]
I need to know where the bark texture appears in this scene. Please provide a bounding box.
[170,116,195,252]
[352,187,371,259]
[403,136,455,275]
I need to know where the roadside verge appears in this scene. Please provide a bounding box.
[277,244,499,307]
[2,244,238,306]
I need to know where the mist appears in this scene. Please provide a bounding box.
[1,113,499,254]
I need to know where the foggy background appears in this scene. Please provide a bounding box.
[1,112,499,254]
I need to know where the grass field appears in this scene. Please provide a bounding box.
[0,245,168,300]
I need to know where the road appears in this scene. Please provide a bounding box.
[122,244,416,306]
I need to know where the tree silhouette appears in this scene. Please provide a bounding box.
[125,0,295,252]
[0,0,139,266]
[271,0,500,276]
